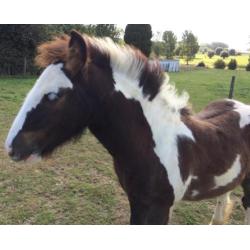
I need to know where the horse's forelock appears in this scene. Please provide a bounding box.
[35,35,70,68]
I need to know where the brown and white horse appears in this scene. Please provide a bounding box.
[5,31,250,224]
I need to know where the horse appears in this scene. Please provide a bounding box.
[4,31,250,225]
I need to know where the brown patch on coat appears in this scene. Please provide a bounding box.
[179,100,250,201]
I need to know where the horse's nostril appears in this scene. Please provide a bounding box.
[9,151,21,161]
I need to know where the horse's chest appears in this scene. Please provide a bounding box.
[151,125,195,202]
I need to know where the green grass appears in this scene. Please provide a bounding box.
[169,68,250,111]
[179,53,249,69]
[0,68,250,224]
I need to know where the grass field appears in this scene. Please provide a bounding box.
[0,68,250,224]
[179,53,249,69]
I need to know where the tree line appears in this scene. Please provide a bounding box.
[151,30,199,64]
[0,24,214,75]
[0,24,121,75]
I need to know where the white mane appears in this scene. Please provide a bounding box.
[87,35,189,112]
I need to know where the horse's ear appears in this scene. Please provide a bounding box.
[65,30,87,76]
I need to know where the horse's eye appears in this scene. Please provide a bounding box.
[47,92,59,101]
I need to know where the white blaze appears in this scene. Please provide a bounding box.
[5,63,73,152]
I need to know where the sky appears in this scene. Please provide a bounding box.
[117,0,250,52]
[1,0,249,51]
[149,25,249,51]
[119,24,249,51]
[147,24,249,52]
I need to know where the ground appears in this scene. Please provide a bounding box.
[0,68,250,224]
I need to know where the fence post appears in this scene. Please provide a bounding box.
[228,76,236,99]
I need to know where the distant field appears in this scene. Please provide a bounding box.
[179,53,249,69]
[169,68,250,110]
[0,68,250,224]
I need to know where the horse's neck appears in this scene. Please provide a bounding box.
[111,68,192,142]
[88,93,153,158]
[88,90,193,161]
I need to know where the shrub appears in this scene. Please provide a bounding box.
[246,63,250,71]
[229,49,236,56]
[220,50,229,59]
[207,51,215,58]
[214,59,226,69]
[228,59,237,70]
[196,61,206,67]
[215,47,223,55]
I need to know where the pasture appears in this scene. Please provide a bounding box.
[179,53,249,69]
[0,68,250,224]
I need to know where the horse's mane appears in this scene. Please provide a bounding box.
[35,35,70,67]
[35,34,146,70]
[35,33,189,112]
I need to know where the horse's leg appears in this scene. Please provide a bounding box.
[129,198,172,225]
[241,176,250,224]
[168,204,175,223]
[210,192,234,225]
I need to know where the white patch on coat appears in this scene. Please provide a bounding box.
[5,63,73,152]
[213,154,241,189]
[232,99,250,128]
[111,58,194,201]
[245,208,250,225]
[191,190,199,197]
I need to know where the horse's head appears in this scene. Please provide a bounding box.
[5,31,113,162]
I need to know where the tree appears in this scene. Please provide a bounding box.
[0,24,50,75]
[162,31,177,59]
[0,24,121,75]
[220,50,229,59]
[124,24,152,57]
[210,42,229,50]
[207,51,215,58]
[229,49,236,56]
[94,24,121,42]
[181,30,199,65]
[199,44,209,54]
[215,47,223,55]
[174,44,182,56]
[46,24,96,36]
[151,41,166,57]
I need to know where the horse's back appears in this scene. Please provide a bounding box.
[195,99,235,120]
